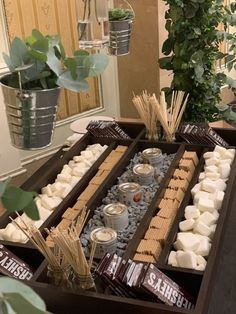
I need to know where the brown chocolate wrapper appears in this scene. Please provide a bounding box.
[141,264,195,309]
[0,244,34,281]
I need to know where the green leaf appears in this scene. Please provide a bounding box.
[0,178,10,198]
[14,63,34,71]
[184,3,199,18]
[74,50,89,56]
[10,37,29,68]
[2,301,16,314]
[0,278,46,311]
[29,49,47,62]
[57,71,89,92]
[82,54,109,77]
[46,47,62,76]
[2,52,15,71]
[32,29,44,40]
[31,38,49,53]
[3,293,49,314]
[159,56,173,70]
[162,38,173,55]
[23,198,40,220]
[190,50,204,65]
[1,186,34,213]
[64,57,77,80]
[194,65,204,80]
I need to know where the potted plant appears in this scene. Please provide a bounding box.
[0,29,108,150]
[159,0,236,122]
[108,4,135,56]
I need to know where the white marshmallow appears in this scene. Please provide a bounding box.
[40,195,62,211]
[185,206,200,220]
[68,160,78,168]
[210,224,217,236]
[2,223,17,241]
[197,211,217,226]
[194,236,211,257]
[41,184,53,197]
[69,176,80,188]
[174,233,200,252]
[194,191,210,205]
[205,157,219,166]
[198,172,205,182]
[212,210,219,221]
[176,251,197,269]
[194,221,211,237]
[0,229,5,240]
[201,179,217,193]
[58,184,72,199]
[81,150,93,159]
[214,190,224,210]
[228,149,236,158]
[72,166,87,177]
[168,251,178,267]
[204,172,220,181]
[179,219,195,232]
[214,145,227,156]
[204,165,219,174]
[57,173,72,183]
[204,151,220,159]
[197,198,215,213]
[218,159,233,166]
[222,150,235,160]
[73,155,84,163]
[218,163,230,180]
[11,229,28,243]
[38,207,51,221]
[191,183,201,197]
[196,255,207,271]
[215,179,227,191]
[61,164,72,175]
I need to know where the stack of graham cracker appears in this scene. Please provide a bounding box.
[133,150,199,263]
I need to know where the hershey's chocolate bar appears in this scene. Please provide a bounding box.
[0,244,34,281]
[141,264,194,309]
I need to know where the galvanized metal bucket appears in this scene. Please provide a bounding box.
[108,19,133,56]
[0,75,61,150]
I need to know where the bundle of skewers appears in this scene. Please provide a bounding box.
[132,90,189,141]
[11,206,96,291]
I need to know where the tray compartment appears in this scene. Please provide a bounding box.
[0,135,122,248]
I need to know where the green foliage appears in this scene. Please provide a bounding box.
[159,0,236,122]
[2,29,108,92]
[0,180,39,220]
[109,8,134,21]
[0,277,50,314]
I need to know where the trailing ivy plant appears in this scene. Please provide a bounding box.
[159,0,236,122]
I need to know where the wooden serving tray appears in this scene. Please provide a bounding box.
[0,122,236,314]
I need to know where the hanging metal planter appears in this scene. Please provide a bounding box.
[108,1,135,56]
[77,0,135,56]
[0,75,60,150]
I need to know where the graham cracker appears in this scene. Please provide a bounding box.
[89,170,110,185]
[133,253,156,263]
[62,207,79,221]
[182,151,199,167]
[149,216,167,229]
[73,199,87,211]
[57,218,71,231]
[79,184,99,201]
[115,145,128,153]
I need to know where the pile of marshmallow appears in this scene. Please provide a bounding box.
[0,144,108,243]
[168,145,235,271]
